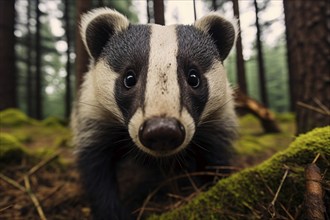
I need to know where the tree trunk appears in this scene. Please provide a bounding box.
[147,0,151,23]
[254,0,268,107]
[0,0,16,111]
[283,0,330,134]
[232,0,247,94]
[75,0,91,91]
[212,0,218,11]
[153,0,165,25]
[35,0,42,119]
[27,0,34,117]
[64,0,72,118]
[283,1,295,113]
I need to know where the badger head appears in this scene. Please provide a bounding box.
[79,8,237,157]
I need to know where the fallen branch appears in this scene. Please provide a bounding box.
[24,176,47,220]
[234,89,281,133]
[19,150,62,182]
[297,101,330,116]
[0,173,25,192]
[0,204,13,213]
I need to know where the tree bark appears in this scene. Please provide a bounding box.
[147,0,151,23]
[35,0,42,119]
[0,0,16,111]
[26,0,34,117]
[212,0,218,11]
[283,0,330,134]
[254,0,268,107]
[64,0,72,118]
[75,0,91,91]
[232,0,247,94]
[153,0,165,25]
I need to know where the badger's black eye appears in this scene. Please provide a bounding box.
[187,69,200,88]
[124,70,137,89]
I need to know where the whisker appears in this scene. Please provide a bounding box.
[191,140,210,153]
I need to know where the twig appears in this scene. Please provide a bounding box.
[19,150,61,182]
[136,171,228,219]
[184,171,200,193]
[0,204,13,213]
[0,173,25,192]
[166,193,186,201]
[268,166,290,218]
[259,172,294,220]
[312,153,321,164]
[313,98,330,115]
[297,101,330,116]
[24,176,47,220]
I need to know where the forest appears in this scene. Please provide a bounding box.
[0,0,329,220]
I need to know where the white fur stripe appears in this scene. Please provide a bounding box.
[144,25,181,118]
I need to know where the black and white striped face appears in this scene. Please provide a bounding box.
[80,8,236,157]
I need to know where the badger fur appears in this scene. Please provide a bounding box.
[71,8,238,220]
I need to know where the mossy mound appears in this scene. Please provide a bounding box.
[42,116,67,127]
[0,133,27,167]
[235,114,295,157]
[0,108,32,127]
[148,126,330,220]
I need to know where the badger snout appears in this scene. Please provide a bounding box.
[139,117,185,152]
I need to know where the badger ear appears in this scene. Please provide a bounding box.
[80,8,129,60]
[194,13,237,61]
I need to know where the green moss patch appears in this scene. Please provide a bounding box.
[0,108,32,127]
[0,133,27,167]
[42,116,67,127]
[149,126,330,220]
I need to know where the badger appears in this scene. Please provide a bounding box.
[71,8,238,220]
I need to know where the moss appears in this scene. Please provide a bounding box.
[41,116,67,127]
[275,112,295,123]
[235,132,293,156]
[13,130,33,144]
[0,133,27,167]
[54,133,73,148]
[0,108,31,127]
[235,113,295,156]
[238,114,263,135]
[148,126,330,220]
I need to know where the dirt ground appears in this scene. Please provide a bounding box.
[0,151,91,220]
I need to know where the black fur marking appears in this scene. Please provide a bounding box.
[204,18,236,61]
[86,15,117,60]
[101,25,151,124]
[76,119,134,220]
[176,25,219,122]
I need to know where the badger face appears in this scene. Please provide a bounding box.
[80,8,237,157]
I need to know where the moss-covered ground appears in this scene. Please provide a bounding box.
[0,109,89,219]
[0,109,328,219]
[148,126,329,220]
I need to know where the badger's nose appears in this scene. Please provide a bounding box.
[139,117,185,152]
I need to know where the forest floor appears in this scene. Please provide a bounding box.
[0,109,296,220]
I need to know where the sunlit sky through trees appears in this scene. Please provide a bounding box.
[14,0,286,99]
[32,0,285,60]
